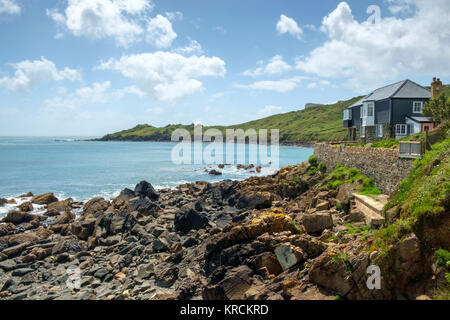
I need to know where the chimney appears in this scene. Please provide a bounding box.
[431,76,443,99]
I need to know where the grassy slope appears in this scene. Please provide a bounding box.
[100,96,363,143]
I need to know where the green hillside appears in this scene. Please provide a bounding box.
[100,96,363,143]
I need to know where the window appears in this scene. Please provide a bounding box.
[362,103,374,118]
[360,106,363,119]
[361,126,366,138]
[343,109,352,120]
[396,124,407,136]
[376,124,383,138]
[413,101,423,113]
[367,103,374,117]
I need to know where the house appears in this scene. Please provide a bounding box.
[343,79,437,142]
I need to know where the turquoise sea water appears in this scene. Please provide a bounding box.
[0,137,313,203]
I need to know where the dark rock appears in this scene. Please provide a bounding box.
[203,265,253,300]
[18,202,33,212]
[118,188,136,200]
[208,170,222,176]
[182,237,198,248]
[153,238,169,252]
[0,259,17,271]
[12,268,34,277]
[0,223,16,236]
[155,262,178,287]
[71,218,96,241]
[134,181,159,201]
[0,198,7,206]
[236,192,273,210]
[128,197,158,216]
[174,207,209,233]
[2,211,37,224]
[50,211,75,226]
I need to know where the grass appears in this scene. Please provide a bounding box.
[366,137,450,267]
[323,164,382,196]
[99,96,364,143]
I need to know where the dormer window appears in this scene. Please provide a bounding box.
[413,101,423,113]
[343,109,352,120]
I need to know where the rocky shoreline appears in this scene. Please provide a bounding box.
[0,161,444,300]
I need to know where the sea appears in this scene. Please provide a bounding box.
[0,137,313,218]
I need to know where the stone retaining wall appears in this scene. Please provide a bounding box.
[314,143,414,195]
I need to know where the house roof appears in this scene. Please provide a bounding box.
[348,80,431,108]
[406,116,433,123]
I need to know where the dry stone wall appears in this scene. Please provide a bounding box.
[314,143,414,195]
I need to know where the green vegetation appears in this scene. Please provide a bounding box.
[368,137,450,266]
[99,96,364,143]
[370,139,399,149]
[323,164,382,196]
[344,223,370,235]
[423,92,450,125]
[433,249,450,300]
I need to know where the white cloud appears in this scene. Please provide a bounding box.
[295,1,450,91]
[276,14,303,39]
[47,0,154,47]
[174,39,203,55]
[235,76,306,93]
[97,52,226,101]
[146,14,177,48]
[0,0,20,15]
[214,26,227,34]
[243,55,292,77]
[258,105,282,117]
[43,81,142,114]
[165,11,183,21]
[0,57,81,92]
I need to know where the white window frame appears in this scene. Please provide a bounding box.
[413,101,423,114]
[396,124,407,136]
[366,102,374,117]
[361,126,366,138]
[360,106,363,119]
[343,109,352,121]
[376,124,383,138]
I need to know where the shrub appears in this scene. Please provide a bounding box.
[308,155,318,167]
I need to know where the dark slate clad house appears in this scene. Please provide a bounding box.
[343,79,434,142]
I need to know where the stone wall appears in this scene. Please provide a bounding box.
[314,143,414,195]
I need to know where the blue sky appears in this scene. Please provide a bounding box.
[0,0,449,136]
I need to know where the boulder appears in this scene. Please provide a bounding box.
[51,211,75,226]
[249,252,283,276]
[46,199,73,216]
[128,197,158,216]
[301,211,333,234]
[0,198,8,206]
[174,206,209,233]
[32,193,58,205]
[154,262,178,287]
[83,197,110,216]
[274,244,306,271]
[118,188,136,200]
[1,211,37,224]
[208,170,222,176]
[0,223,16,236]
[203,265,253,300]
[236,192,273,210]
[134,181,159,201]
[19,192,33,198]
[71,219,96,240]
[18,202,33,212]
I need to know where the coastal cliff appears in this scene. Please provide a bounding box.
[0,137,448,300]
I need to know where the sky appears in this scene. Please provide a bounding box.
[0,0,449,136]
